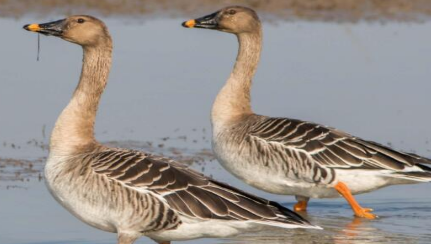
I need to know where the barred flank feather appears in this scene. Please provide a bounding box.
[242,116,431,183]
[90,147,314,228]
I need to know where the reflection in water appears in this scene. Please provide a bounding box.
[224,215,423,244]
[334,218,382,244]
[340,218,364,238]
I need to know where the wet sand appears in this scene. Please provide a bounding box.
[1,0,431,22]
[0,137,215,185]
[0,157,43,182]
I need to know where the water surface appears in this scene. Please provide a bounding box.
[1,13,431,244]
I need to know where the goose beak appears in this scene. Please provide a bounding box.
[23,19,66,37]
[182,11,219,29]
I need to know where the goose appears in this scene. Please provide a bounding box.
[23,16,319,244]
[182,6,431,219]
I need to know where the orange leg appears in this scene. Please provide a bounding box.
[334,182,377,219]
[294,196,309,212]
[294,201,308,211]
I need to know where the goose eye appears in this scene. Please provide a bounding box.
[77,18,85,24]
[228,9,236,15]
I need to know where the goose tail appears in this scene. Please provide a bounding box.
[261,201,322,230]
[393,163,431,182]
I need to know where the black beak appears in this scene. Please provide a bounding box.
[23,19,66,37]
[182,11,219,29]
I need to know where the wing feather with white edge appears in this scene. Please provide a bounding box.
[91,148,316,229]
[247,117,431,178]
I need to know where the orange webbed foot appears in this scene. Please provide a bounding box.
[334,181,378,220]
[354,207,377,219]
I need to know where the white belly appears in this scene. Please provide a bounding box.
[45,156,117,233]
[213,139,325,196]
[147,218,247,242]
[335,169,406,195]
[213,139,400,199]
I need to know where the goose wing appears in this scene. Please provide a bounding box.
[91,147,313,228]
[247,117,431,171]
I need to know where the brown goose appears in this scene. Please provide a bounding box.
[23,15,319,244]
[182,6,431,219]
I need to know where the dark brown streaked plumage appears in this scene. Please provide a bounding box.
[23,14,319,244]
[89,146,312,225]
[182,6,431,220]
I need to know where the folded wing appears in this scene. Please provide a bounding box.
[248,117,431,172]
[91,147,314,228]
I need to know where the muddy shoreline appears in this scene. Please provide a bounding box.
[1,0,431,22]
[0,139,215,184]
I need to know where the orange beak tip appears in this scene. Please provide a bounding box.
[24,23,41,32]
[183,19,196,28]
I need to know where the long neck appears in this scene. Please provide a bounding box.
[50,44,112,155]
[211,29,262,127]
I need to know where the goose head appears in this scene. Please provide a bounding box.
[23,15,111,47]
[182,6,261,34]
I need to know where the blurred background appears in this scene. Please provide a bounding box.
[2,0,431,21]
[1,1,431,243]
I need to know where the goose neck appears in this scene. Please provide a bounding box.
[50,44,112,155]
[212,30,262,128]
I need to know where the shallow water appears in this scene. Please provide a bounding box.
[1,11,431,244]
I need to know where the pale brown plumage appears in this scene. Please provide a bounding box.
[24,14,318,244]
[183,6,431,220]
[89,146,313,225]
